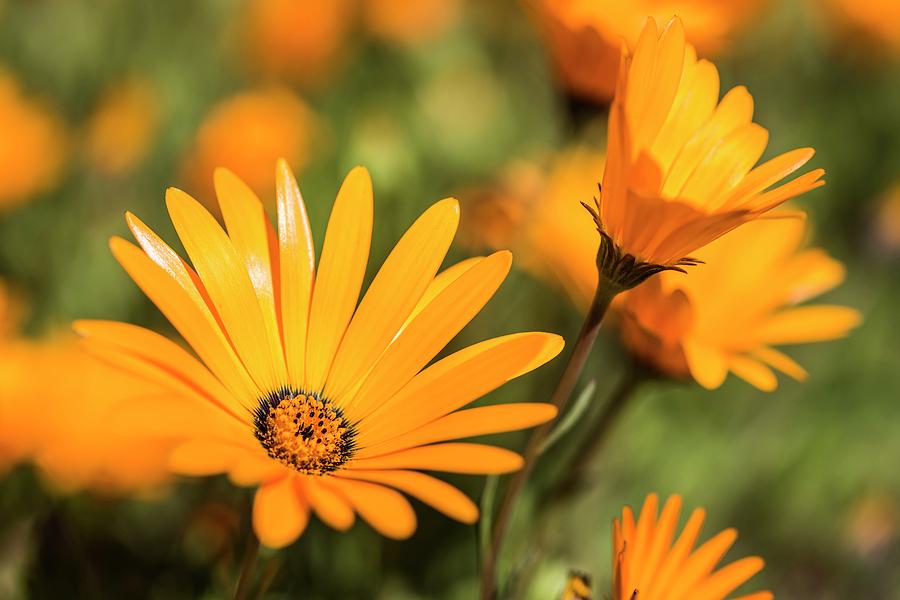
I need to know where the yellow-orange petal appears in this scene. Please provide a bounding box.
[339,470,478,524]
[305,166,373,392]
[756,305,862,345]
[683,338,729,390]
[298,477,356,531]
[73,319,247,422]
[729,355,778,392]
[343,250,512,422]
[357,403,557,458]
[228,454,286,486]
[349,443,523,474]
[275,159,316,387]
[214,168,287,384]
[325,198,459,402]
[359,332,563,445]
[253,475,310,548]
[403,256,484,328]
[169,440,251,476]
[109,237,259,403]
[327,477,417,539]
[689,556,765,600]
[166,188,281,392]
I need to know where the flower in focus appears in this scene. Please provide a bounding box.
[458,146,605,311]
[618,216,861,391]
[0,339,193,493]
[84,79,160,176]
[182,88,315,204]
[362,0,460,46]
[613,493,771,600]
[528,0,764,102]
[77,161,563,547]
[244,0,354,86]
[822,0,900,55]
[0,68,68,212]
[589,17,825,289]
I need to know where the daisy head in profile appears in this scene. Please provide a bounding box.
[588,16,825,293]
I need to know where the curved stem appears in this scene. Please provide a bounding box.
[480,284,615,600]
[234,528,260,600]
[550,366,645,503]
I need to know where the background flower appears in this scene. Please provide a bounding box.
[0,69,67,212]
[528,0,765,102]
[618,216,861,390]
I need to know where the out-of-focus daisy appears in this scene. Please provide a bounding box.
[362,0,460,46]
[822,0,900,55]
[0,68,67,212]
[872,184,900,255]
[244,0,354,86]
[613,494,772,600]
[77,161,562,547]
[528,0,764,102]
[84,78,160,176]
[458,146,604,311]
[586,17,825,292]
[182,88,315,205]
[0,338,196,493]
[618,216,861,391]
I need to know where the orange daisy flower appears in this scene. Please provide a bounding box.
[590,17,825,288]
[613,494,771,600]
[618,216,861,391]
[76,161,562,547]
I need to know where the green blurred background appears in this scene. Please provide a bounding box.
[1,0,899,598]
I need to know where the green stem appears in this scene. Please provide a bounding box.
[480,283,616,600]
[550,366,646,503]
[233,528,260,600]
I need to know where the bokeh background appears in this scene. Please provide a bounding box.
[1,0,899,598]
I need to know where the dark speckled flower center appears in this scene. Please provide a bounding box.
[254,391,356,475]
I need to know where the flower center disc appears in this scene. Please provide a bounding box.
[254,392,355,475]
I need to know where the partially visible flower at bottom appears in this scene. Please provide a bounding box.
[613,494,772,600]
[76,161,563,547]
[617,215,861,391]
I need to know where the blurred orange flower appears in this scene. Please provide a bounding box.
[591,17,824,281]
[0,338,202,493]
[245,0,355,86]
[613,493,772,600]
[618,216,861,391]
[84,79,160,176]
[458,146,604,311]
[0,69,67,211]
[823,0,900,54]
[182,88,316,205]
[872,184,900,254]
[528,0,764,102]
[362,0,460,46]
